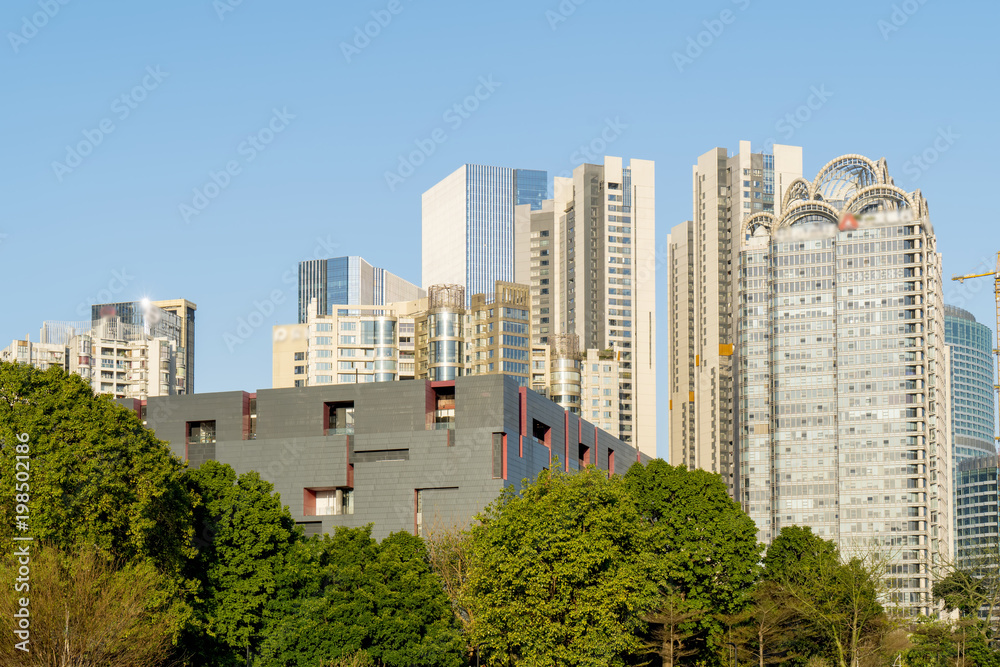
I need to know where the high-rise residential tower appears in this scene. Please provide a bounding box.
[422,164,547,303]
[945,305,997,463]
[735,154,950,615]
[152,299,197,394]
[667,142,803,494]
[297,256,424,324]
[513,156,656,456]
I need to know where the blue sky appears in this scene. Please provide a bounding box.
[2,0,997,460]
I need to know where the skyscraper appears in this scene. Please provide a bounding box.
[735,153,950,614]
[422,164,547,303]
[152,298,196,394]
[297,256,424,324]
[668,141,803,494]
[513,156,656,456]
[945,305,997,463]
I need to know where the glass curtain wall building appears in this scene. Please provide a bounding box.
[736,154,950,616]
[297,256,424,324]
[945,305,997,462]
[422,164,547,305]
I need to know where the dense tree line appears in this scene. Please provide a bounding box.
[3,362,1000,666]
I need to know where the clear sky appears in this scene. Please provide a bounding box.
[2,0,997,460]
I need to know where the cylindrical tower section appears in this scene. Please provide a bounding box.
[549,333,581,414]
[427,285,465,381]
[372,315,398,382]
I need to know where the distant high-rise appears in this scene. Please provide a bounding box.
[513,156,656,456]
[422,164,547,302]
[297,256,424,324]
[152,299,197,394]
[734,153,950,615]
[667,141,803,494]
[90,298,196,393]
[945,305,997,463]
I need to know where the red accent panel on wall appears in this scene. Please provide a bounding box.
[519,386,527,436]
[502,433,508,480]
[430,380,456,388]
[519,435,523,458]
[425,381,436,429]
[609,449,615,478]
[303,488,317,516]
[564,412,570,472]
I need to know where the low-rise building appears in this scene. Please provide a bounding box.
[126,375,645,539]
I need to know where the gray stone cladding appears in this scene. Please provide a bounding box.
[129,375,648,541]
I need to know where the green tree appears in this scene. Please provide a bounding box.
[764,527,889,667]
[0,362,196,635]
[465,466,658,666]
[622,460,763,660]
[180,460,300,666]
[0,544,182,667]
[257,526,464,667]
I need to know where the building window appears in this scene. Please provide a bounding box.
[294,365,305,375]
[324,401,355,435]
[186,420,216,445]
[294,352,305,361]
[304,487,354,516]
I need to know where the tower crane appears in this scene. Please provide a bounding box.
[952,251,1000,443]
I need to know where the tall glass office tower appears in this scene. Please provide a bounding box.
[945,305,997,462]
[297,256,424,324]
[422,164,547,304]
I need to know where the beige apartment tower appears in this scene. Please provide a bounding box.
[668,142,802,493]
[514,156,656,456]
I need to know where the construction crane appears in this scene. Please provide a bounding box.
[952,251,1000,443]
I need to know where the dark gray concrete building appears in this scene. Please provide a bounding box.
[124,375,644,540]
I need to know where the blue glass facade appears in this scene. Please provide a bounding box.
[463,166,547,306]
[945,305,997,462]
[299,256,420,323]
[514,169,548,211]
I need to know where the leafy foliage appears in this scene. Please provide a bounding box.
[623,460,763,660]
[257,526,465,667]
[0,363,196,576]
[0,544,181,667]
[179,460,300,666]
[465,466,659,666]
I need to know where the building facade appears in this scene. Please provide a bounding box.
[945,305,997,463]
[955,455,1000,577]
[274,282,532,389]
[513,157,656,456]
[422,164,547,303]
[667,142,803,494]
[735,154,950,615]
[130,375,643,540]
[298,256,424,324]
[151,299,197,394]
[5,306,189,400]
